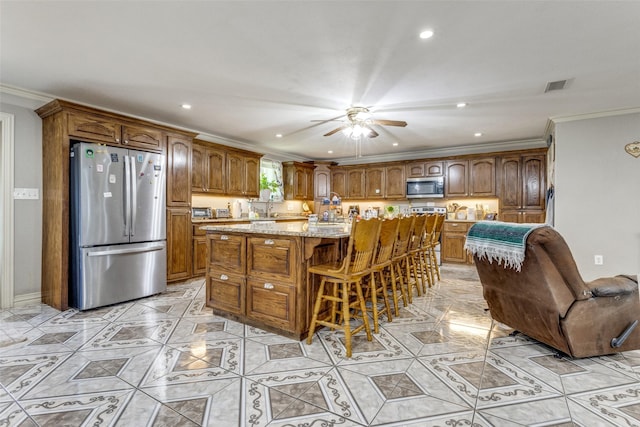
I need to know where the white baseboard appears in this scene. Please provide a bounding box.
[13,292,42,307]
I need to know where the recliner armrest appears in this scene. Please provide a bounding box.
[585,275,638,298]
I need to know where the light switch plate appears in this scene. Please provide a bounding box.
[13,188,39,200]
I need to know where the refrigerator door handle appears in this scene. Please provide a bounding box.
[87,244,165,257]
[124,155,131,236]
[130,155,137,236]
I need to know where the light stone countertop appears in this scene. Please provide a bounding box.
[200,220,351,238]
[192,215,308,224]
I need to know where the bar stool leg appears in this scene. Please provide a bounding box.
[307,278,327,345]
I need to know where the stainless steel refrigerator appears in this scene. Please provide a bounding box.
[70,141,167,310]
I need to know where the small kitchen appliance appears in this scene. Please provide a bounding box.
[214,208,230,218]
[192,207,213,220]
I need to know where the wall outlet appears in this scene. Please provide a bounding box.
[13,188,39,200]
[594,255,604,265]
[287,203,293,211]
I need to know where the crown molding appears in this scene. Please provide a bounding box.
[333,138,547,165]
[551,107,640,123]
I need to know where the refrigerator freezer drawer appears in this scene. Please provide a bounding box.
[72,241,167,310]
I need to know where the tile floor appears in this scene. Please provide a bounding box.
[2,265,640,426]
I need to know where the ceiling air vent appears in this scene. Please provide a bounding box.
[544,79,568,93]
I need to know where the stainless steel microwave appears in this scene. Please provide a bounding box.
[406,177,444,198]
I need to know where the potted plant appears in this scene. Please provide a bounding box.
[259,173,279,201]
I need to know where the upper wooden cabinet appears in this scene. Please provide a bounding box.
[283,162,315,200]
[167,134,192,207]
[330,168,347,198]
[227,150,261,197]
[498,153,546,223]
[347,168,366,199]
[445,157,496,197]
[406,160,444,178]
[191,140,226,194]
[67,112,163,152]
[469,157,496,196]
[365,164,405,199]
[313,162,332,200]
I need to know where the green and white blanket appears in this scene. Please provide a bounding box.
[465,221,546,271]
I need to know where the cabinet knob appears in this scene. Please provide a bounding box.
[221,235,229,240]
[264,239,275,245]
[220,274,228,280]
[115,138,120,142]
[124,139,129,144]
[263,283,274,290]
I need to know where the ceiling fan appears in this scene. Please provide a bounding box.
[320,106,407,138]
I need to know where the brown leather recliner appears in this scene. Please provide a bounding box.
[472,225,639,358]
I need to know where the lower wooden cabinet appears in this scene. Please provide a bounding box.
[246,279,296,331]
[167,208,192,281]
[441,221,474,264]
[192,235,208,276]
[207,273,245,315]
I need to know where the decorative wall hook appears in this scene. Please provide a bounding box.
[625,141,640,158]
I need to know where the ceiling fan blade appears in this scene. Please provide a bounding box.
[368,128,379,138]
[372,119,407,127]
[324,126,347,137]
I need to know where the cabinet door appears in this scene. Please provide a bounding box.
[207,274,245,315]
[499,156,522,209]
[406,161,425,178]
[193,236,208,276]
[67,112,121,144]
[208,233,246,275]
[122,124,163,151]
[521,210,546,224]
[331,169,347,198]
[469,157,496,196]
[445,160,468,197]
[247,237,297,282]
[304,167,314,199]
[498,210,520,223]
[246,279,296,331]
[244,156,261,198]
[166,135,191,207]
[347,168,366,199]
[315,168,331,200]
[522,155,545,210]
[226,152,245,196]
[385,165,406,198]
[191,143,206,192]
[293,168,307,199]
[167,208,192,281]
[206,147,226,194]
[365,167,385,199]
[425,161,444,177]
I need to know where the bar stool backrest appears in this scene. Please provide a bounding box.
[393,215,415,258]
[340,218,381,275]
[372,218,400,266]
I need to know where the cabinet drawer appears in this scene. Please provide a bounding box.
[208,233,245,275]
[68,112,121,144]
[246,279,296,331]
[247,237,297,282]
[207,274,244,315]
[443,221,471,233]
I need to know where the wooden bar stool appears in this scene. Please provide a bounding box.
[364,217,399,333]
[420,213,438,290]
[428,213,445,282]
[306,218,381,357]
[389,215,415,308]
[406,214,428,298]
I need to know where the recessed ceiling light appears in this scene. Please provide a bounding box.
[275,133,282,138]
[392,142,399,146]
[474,132,483,137]
[180,104,192,110]
[328,150,333,154]
[419,30,434,39]
[456,102,467,108]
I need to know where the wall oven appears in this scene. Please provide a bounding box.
[406,177,444,198]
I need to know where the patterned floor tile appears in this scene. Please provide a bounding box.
[337,358,471,424]
[116,298,193,322]
[0,305,60,329]
[478,396,574,426]
[79,318,178,350]
[243,368,367,426]
[41,303,133,326]
[243,334,333,375]
[567,384,640,426]
[0,323,108,356]
[141,377,241,426]
[168,315,246,344]
[0,352,71,399]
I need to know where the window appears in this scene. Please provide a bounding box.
[259,159,283,202]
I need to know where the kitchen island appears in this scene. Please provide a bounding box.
[200,221,350,339]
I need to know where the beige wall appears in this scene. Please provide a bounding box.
[0,100,43,300]
[554,111,640,281]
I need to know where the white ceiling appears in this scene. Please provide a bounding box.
[1,1,639,163]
